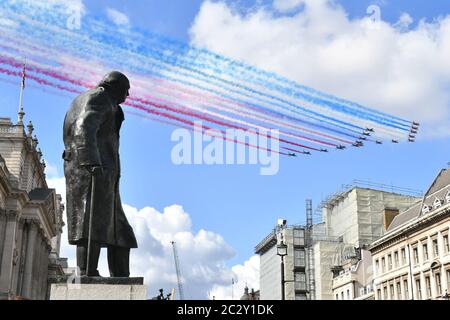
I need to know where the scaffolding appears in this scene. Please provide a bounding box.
[305,199,315,300]
[316,180,422,221]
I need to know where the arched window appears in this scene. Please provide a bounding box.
[422,204,430,214]
[433,197,443,209]
[445,190,450,203]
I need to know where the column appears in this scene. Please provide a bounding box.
[16,221,28,297]
[0,210,18,296]
[31,232,43,300]
[0,210,7,269]
[10,219,24,297]
[40,242,50,300]
[37,237,47,300]
[21,219,38,299]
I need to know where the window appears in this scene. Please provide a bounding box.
[422,204,430,214]
[423,243,429,261]
[295,294,307,300]
[375,259,380,275]
[383,286,388,300]
[401,248,406,265]
[293,229,305,246]
[341,292,344,300]
[394,252,399,268]
[425,276,431,298]
[403,280,409,300]
[377,289,382,300]
[433,238,439,257]
[390,284,394,299]
[382,257,386,272]
[396,282,402,300]
[447,270,450,293]
[416,279,422,300]
[446,190,450,203]
[347,289,350,300]
[294,249,306,267]
[433,197,442,209]
[413,247,419,264]
[436,273,442,296]
[444,234,449,253]
[335,294,339,300]
[388,254,392,270]
[295,272,306,291]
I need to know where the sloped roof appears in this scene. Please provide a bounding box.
[387,201,421,232]
[424,169,450,197]
[385,168,450,233]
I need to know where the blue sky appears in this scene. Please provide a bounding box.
[1,0,450,296]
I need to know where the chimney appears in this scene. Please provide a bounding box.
[383,208,400,230]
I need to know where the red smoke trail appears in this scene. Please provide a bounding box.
[0,55,320,151]
[0,64,302,154]
[135,92,336,148]
[153,79,353,145]
[0,52,351,147]
[140,81,341,147]
[0,44,353,144]
[124,107,289,156]
[129,95,323,152]
[0,66,81,94]
[0,58,321,151]
[0,55,89,89]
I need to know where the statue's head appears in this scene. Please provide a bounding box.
[98,71,130,104]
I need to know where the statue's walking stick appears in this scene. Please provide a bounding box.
[86,173,96,276]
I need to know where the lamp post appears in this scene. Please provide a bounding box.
[277,240,288,300]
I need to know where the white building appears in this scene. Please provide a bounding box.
[255,223,309,300]
[370,169,450,300]
[0,115,65,300]
[331,248,375,300]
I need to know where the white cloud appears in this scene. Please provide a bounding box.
[273,0,304,13]
[46,176,76,268]
[209,255,260,300]
[106,8,130,26]
[123,204,239,299]
[394,13,414,32]
[190,0,450,138]
[43,175,256,299]
[44,162,59,178]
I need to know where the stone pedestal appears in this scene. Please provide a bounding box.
[49,276,147,300]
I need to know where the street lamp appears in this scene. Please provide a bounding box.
[277,240,288,300]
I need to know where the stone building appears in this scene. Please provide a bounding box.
[369,169,450,300]
[240,286,260,300]
[331,248,375,300]
[0,115,65,300]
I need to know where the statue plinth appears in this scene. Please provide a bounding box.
[49,276,147,300]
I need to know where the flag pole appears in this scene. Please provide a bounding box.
[17,60,26,125]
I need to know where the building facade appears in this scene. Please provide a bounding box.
[314,185,420,299]
[0,116,64,299]
[255,224,309,300]
[370,169,450,300]
[331,248,375,300]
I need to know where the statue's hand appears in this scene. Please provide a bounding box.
[85,165,103,176]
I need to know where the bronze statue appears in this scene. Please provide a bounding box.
[63,71,137,277]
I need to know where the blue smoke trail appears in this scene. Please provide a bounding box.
[0,1,409,131]
[0,8,366,139]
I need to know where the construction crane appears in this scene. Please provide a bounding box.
[170,241,185,300]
